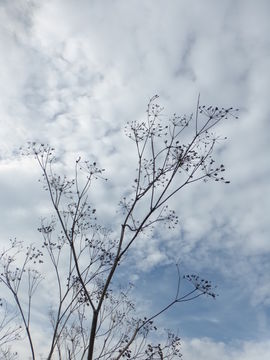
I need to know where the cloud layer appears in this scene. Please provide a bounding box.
[0,0,270,358]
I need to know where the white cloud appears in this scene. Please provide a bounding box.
[0,0,270,358]
[182,338,270,360]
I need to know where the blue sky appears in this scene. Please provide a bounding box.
[0,0,270,359]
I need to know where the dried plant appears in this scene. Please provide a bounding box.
[0,96,238,359]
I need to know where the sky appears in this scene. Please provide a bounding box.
[0,0,270,359]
